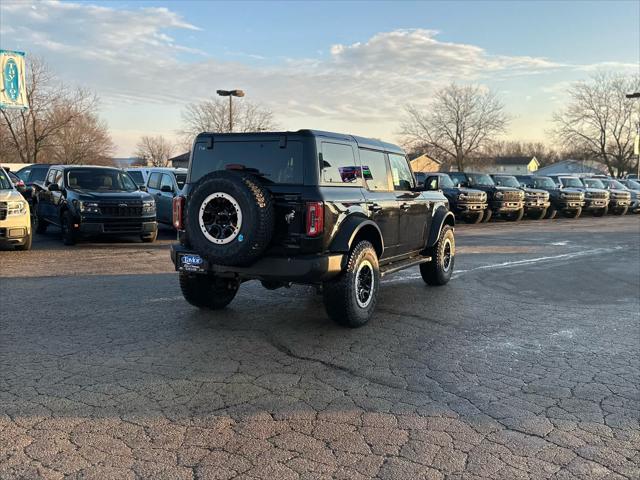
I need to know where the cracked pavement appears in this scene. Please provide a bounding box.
[1,217,639,479]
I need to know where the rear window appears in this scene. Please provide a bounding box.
[190,140,304,184]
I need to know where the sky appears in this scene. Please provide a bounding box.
[1,0,639,156]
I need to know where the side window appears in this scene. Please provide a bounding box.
[388,153,414,191]
[359,148,391,191]
[147,172,162,189]
[426,176,439,191]
[449,173,466,186]
[160,174,174,191]
[45,169,57,186]
[320,142,361,185]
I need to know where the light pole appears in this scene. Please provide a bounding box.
[626,92,640,178]
[216,89,245,132]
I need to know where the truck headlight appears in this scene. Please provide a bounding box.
[6,200,27,216]
[495,192,503,199]
[142,200,156,214]
[457,194,466,200]
[79,201,100,213]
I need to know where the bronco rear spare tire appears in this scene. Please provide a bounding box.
[185,171,274,266]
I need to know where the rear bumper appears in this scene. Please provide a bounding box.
[171,244,344,283]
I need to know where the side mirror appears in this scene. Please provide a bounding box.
[425,177,439,191]
[160,185,173,193]
[48,184,60,192]
[139,185,148,192]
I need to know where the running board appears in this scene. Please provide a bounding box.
[380,255,432,277]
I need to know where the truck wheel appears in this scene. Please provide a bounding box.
[545,206,558,219]
[185,171,274,266]
[592,206,608,217]
[613,206,628,216]
[140,230,158,243]
[563,207,582,219]
[508,208,525,222]
[420,225,454,286]
[61,211,77,246]
[481,209,492,223]
[179,272,239,310]
[322,240,379,328]
[464,211,483,224]
[529,208,547,220]
[15,233,32,251]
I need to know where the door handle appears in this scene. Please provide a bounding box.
[400,202,411,211]
[368,203,382,212]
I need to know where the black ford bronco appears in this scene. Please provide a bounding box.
[35,165,158,245]
[491,174,550,220]
[515,175,585,218]
[547,175,609,217]
[170,130,455,327]
[416,172,488,223]
[448,172,525,222]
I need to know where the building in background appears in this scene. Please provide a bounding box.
[535,159,608,176]
[474,156,539,174]
[409,153,443,173]
[169,152,190,169]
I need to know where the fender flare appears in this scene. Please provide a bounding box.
[425,207,455,248]
[329,215,384,257]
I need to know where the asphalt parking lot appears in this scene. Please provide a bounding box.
[1,217,639,480]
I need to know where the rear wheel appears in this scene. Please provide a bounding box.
[481,209,492,223]
[323,240,380,328]
[61,211,77,245]
[420,224,455,286]
[179,272,239,310]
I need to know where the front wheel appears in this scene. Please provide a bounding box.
[613,206,628,216]
[481,209,492,223]
[34,214,47,234]
[564,207,582,219]
[179,272,239,310]
[141,229,158,243]
[15,233,32,251]
[529,208,547,220]
[507,208,525,222]
[420,224,455,286]
[323,240,380,328]
[61,211,77,245]
[592,206,608,217]
[463,211,484,224]
[545,206,558,219]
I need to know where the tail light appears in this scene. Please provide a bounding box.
[172,196,185,229]
[305,201,324,237]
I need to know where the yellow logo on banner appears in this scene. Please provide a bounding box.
[0,50,28,110]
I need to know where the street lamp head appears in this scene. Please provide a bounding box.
[217,89,245,97]
[626,92,640,99]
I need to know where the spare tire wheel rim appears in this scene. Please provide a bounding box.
[355,259,374,308]
[199,192,243,245]
[442,238,453,272]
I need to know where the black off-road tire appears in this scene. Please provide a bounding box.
[592,206,608,217]
[613,206,628,216]
[179,272,239,310]
[322,240,380,328]
[463,211,484,224]
[545,206,558,219]
[185,171,274,266]
[15,232,32,251]
[420,224,455,286]
[562,207,582,219]
[61,211,77,246]
[508,208,525,222]
[529,208,547,220]
[481,209,493,223]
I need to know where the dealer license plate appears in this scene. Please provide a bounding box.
[178,253,207,273]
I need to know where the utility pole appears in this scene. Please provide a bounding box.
[216,90,245,132]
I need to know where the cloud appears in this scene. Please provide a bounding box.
[1,1,635,155]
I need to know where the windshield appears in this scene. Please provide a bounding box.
[467,173,495,187]
[0,169,13,190]
[605,179,626,189]
[560,177,584,188]
[533,177,556,189]
[175,173,187,189]
[67,169,138,192]
[493,176,520,188]
[625,179,640,189]
[127,171,145,186]
[582,178,605,189]
[439,175,455,188]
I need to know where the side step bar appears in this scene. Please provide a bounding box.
[380,255,432,277]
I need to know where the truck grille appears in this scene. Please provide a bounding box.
[502,191,521,202]
[590,191,608,199]
[563,193,582,201]
[0,203,6,221]
[99,201,143,217]
[462,193,485,202]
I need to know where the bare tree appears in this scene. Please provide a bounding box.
[0,57,102,164]
[45,107,115,165]
[134,135,175,167]
[483,140,561,166]
[179,98,277,147]
[401,83,509,172]
[553,73,640,177]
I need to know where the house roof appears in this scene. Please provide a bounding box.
[494,156,537,166]
[169,152,190,162]
[536,159,607,176]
